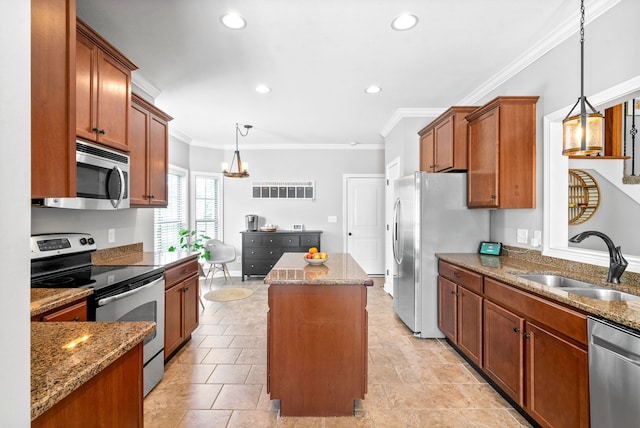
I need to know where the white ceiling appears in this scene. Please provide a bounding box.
[75,0,603,149]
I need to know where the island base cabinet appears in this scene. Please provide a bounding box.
[267,284,367,416]
[32,343,143,428]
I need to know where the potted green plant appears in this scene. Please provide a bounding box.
[168,228,210,257]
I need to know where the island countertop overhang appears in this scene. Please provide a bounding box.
[264,252,372,285]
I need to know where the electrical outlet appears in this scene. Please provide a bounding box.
[532,230,542,247]
[517,228,528,244]
[108,228,115,243]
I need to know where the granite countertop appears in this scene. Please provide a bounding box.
[437,253,640,330]
[31,288,93,318]
[93,247,199,268]
[264,252,372,285]
[31,321,155,420]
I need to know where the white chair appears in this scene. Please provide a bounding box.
[202,239,236,287]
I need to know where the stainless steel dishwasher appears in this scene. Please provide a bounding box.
[588,316,640,427]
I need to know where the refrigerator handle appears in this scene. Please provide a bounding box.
[392,198,403,264]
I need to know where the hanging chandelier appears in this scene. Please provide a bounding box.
[562,0,603,156]
[222,123,252,178]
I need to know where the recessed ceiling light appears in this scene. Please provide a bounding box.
[220,12,247,30]
[365,85,382,94]
[256,85,271,94]
[391,14,418,31]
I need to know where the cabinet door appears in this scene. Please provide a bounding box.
[457,286,482,367]
[96,51,130,151]
[183,275,200,338]
[419,128,435,172]
[147,114,169,206]
[31,0,76,198]
[437,277,457,342]
[525,322,589,428]
[483,300,524,404]
[165,283,184,358]
[434,116,454,172]
[129,101,149,205]
[467,108,499,208]
[76,32,98,143]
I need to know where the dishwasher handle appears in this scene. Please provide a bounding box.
[592,333,640,366]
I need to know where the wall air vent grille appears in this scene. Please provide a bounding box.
[251,181,315,200]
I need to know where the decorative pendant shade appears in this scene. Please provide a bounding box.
[562,0,603,156]
[222,123,252,178]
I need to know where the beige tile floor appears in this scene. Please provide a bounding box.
[144,277,533,427]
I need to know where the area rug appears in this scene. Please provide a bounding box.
[203,288,253,302]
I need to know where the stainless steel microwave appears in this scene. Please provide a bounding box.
[33,140,130,210]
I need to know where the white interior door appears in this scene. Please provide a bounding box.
[385,158,401,295]
[343,174,385,275]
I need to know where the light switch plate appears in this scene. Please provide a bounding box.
[517,229,528,244]
[108,228,115,243]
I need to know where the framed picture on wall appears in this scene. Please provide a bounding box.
[627,99,640,115]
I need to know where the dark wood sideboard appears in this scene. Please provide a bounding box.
[240,230,322,281]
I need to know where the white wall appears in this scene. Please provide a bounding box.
[0,1,31,424]
[185,145,384,272]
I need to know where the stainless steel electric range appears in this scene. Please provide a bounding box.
[30,233,165,396]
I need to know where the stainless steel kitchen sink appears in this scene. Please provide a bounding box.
[568,289,640,301]
[516,274,599,289]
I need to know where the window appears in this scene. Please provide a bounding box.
[191,172,223,241]
[154,166,188,253]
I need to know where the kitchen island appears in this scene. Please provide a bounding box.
[264,252,372,416]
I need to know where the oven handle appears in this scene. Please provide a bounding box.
[97,277,164,307]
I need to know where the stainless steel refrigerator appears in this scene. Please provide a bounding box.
[392,172,489,338]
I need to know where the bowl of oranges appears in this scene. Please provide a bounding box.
[303,247,328,265]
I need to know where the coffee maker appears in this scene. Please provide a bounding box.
[245,214,258,231]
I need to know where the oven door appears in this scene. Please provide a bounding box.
[95,275,164,395]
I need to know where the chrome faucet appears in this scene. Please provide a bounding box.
[569,231,628,284]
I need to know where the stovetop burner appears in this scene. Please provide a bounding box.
[30,233,164,299]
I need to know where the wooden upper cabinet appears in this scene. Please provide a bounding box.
[466,96,538,208]
[76,19,137,153]
[31,0,76,198]
[419,128,435,172]
[418,106,478,173]
[130,93,172,207]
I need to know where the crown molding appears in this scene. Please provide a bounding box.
[379,108,446,137]
[189,140,385,151]
[131,71,162,100]
[457,0,621,105]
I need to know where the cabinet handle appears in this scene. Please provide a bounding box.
[92,127,106,135]
[523,332,531,339]
[183,287,189,292]
[513,327,520,333]
[453,272,461,278]
[450,290,456,295]
[180,268,188,274]
[490,194,496,199]
[73,316,80,322]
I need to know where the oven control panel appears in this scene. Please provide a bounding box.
[31,233,97,259]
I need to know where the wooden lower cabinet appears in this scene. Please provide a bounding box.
[525,322,589,428]
[32,343,143,428]
[438,261,483,366]
[267,283,367,416]
[439,259,589,428]
[31,299,87,322]
[164,259,200,360]
[483,300,525,403]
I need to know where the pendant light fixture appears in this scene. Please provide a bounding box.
[222,123,252,178]
[562,0,603,156]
